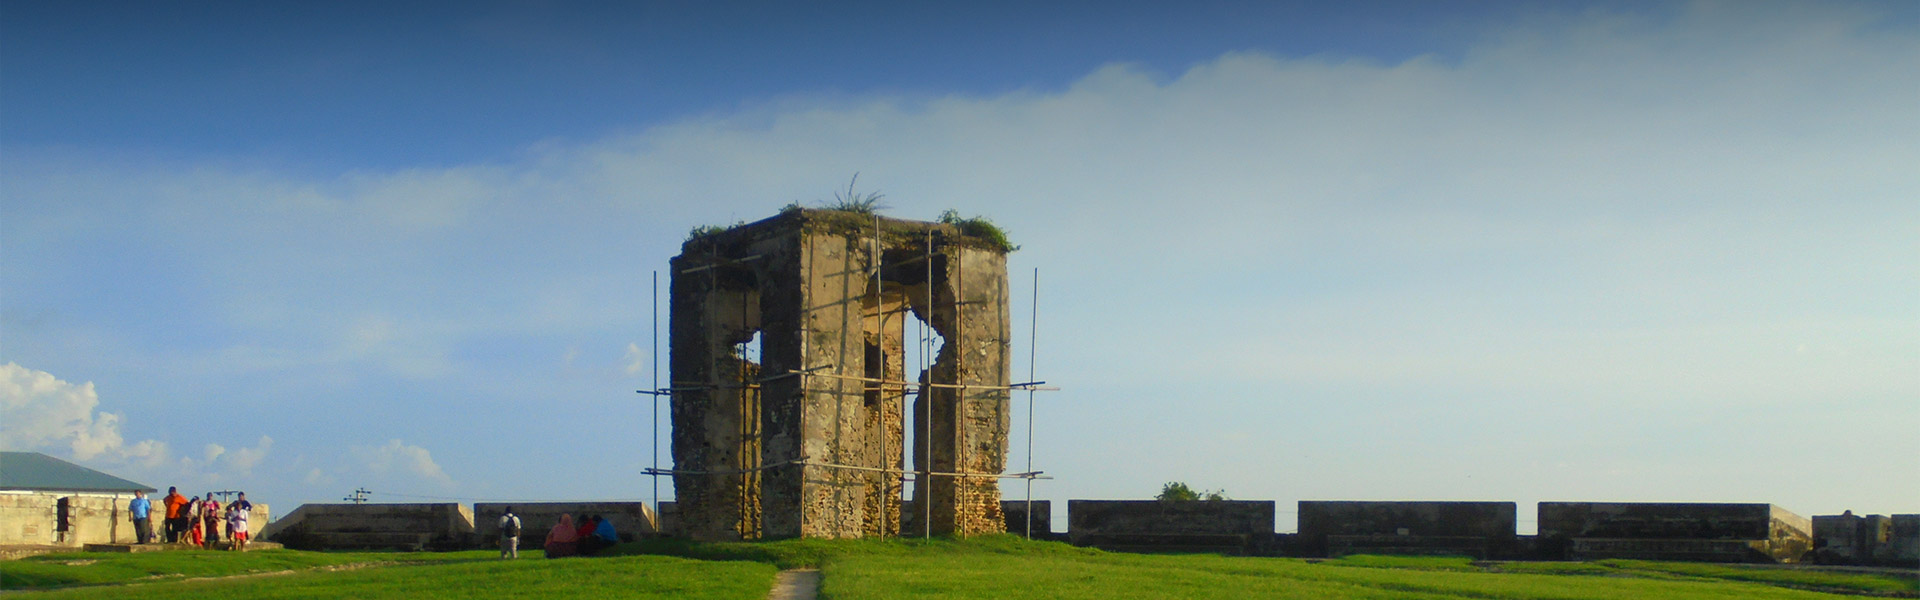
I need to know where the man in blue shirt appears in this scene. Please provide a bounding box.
[128,490,153,544]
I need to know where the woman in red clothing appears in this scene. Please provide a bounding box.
[185,498,204,546]
[200,494,223,548]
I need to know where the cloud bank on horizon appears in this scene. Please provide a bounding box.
[2,3,1914,527]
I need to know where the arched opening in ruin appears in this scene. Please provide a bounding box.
[668,210,1012,540]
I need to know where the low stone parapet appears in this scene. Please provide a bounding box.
[473,502,658,546]
[1298,501,1517,559]
[1069,500,1274,555]
[262,503,472,551]
[1539,502,1811,563]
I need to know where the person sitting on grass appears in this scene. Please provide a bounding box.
[593,514,618,548]
[544,513,580,558]
[577,515,609,556]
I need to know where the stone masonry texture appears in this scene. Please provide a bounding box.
[670,209,1011,540]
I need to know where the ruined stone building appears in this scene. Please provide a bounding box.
[668,208,1014,540]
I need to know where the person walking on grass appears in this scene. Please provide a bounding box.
[498,506,521,559]
[129,490,153,544]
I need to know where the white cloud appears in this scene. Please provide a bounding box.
[0,363,153,461]
[622,343,645,376]
[351,439,453,486]
[220,436,273,474]
[0,364,278,487]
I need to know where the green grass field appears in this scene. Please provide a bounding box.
[4,536,1914,599]
[2,549,777,600]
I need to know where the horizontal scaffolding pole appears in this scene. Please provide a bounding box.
[798,460,1053,480]
[641,459,1051,481]
[636,367,833,395]
[641,456,807,477]
[794,370,1059,392]
[677,254,764,274]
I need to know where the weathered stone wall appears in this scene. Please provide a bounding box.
[1891,515,1920,565]
[473,502,658,545]
[671,210,1010,540]
[670,230,782,541]
[262,503,472,550]
[0,492,263,547]
[1815,513,1920,566]
[1000,500,1052,536]
[1297,501,1516,558]
[1068,500,1274,554]
[3,492,151,546]
[1538,502,1812,563]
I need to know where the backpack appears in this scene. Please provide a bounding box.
[502,515,520,537]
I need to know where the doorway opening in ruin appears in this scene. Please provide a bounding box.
[899,309,948,534]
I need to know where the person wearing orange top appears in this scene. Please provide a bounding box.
[162,487,190,543]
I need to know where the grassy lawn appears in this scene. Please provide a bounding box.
[3,550,776,600]
[5,536,1914,599]
[0,549,488,589]
[821,547,1901,599]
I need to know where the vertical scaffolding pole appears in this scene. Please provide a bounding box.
[923,230,934,539]
[1024,267,1038,539]
[652,270,660,514]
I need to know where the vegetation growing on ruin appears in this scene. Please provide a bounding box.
[680,175,1018,253]
[938,209,1018,252]
[819,173,887,214]
[686,223,743,241]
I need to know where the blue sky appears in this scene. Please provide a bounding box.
[3,1,1916,533]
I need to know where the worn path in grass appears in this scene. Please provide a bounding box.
[765,568,821,600]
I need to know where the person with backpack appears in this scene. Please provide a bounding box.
[498,506,521,559]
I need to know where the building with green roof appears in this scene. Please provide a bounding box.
[1,452,155,546]
[0,452,155,494]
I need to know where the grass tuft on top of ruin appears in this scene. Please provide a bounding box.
[683,206,1018,254]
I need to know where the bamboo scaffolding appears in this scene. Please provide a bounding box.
[797,460,1052,480]
[646,218,1057,540]
[793,370,1058,391]
[677,253,764,274]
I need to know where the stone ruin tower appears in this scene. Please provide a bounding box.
[670,208,1012,540]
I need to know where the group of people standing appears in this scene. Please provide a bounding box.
[127,487,253,551]
[494,507,619,559]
